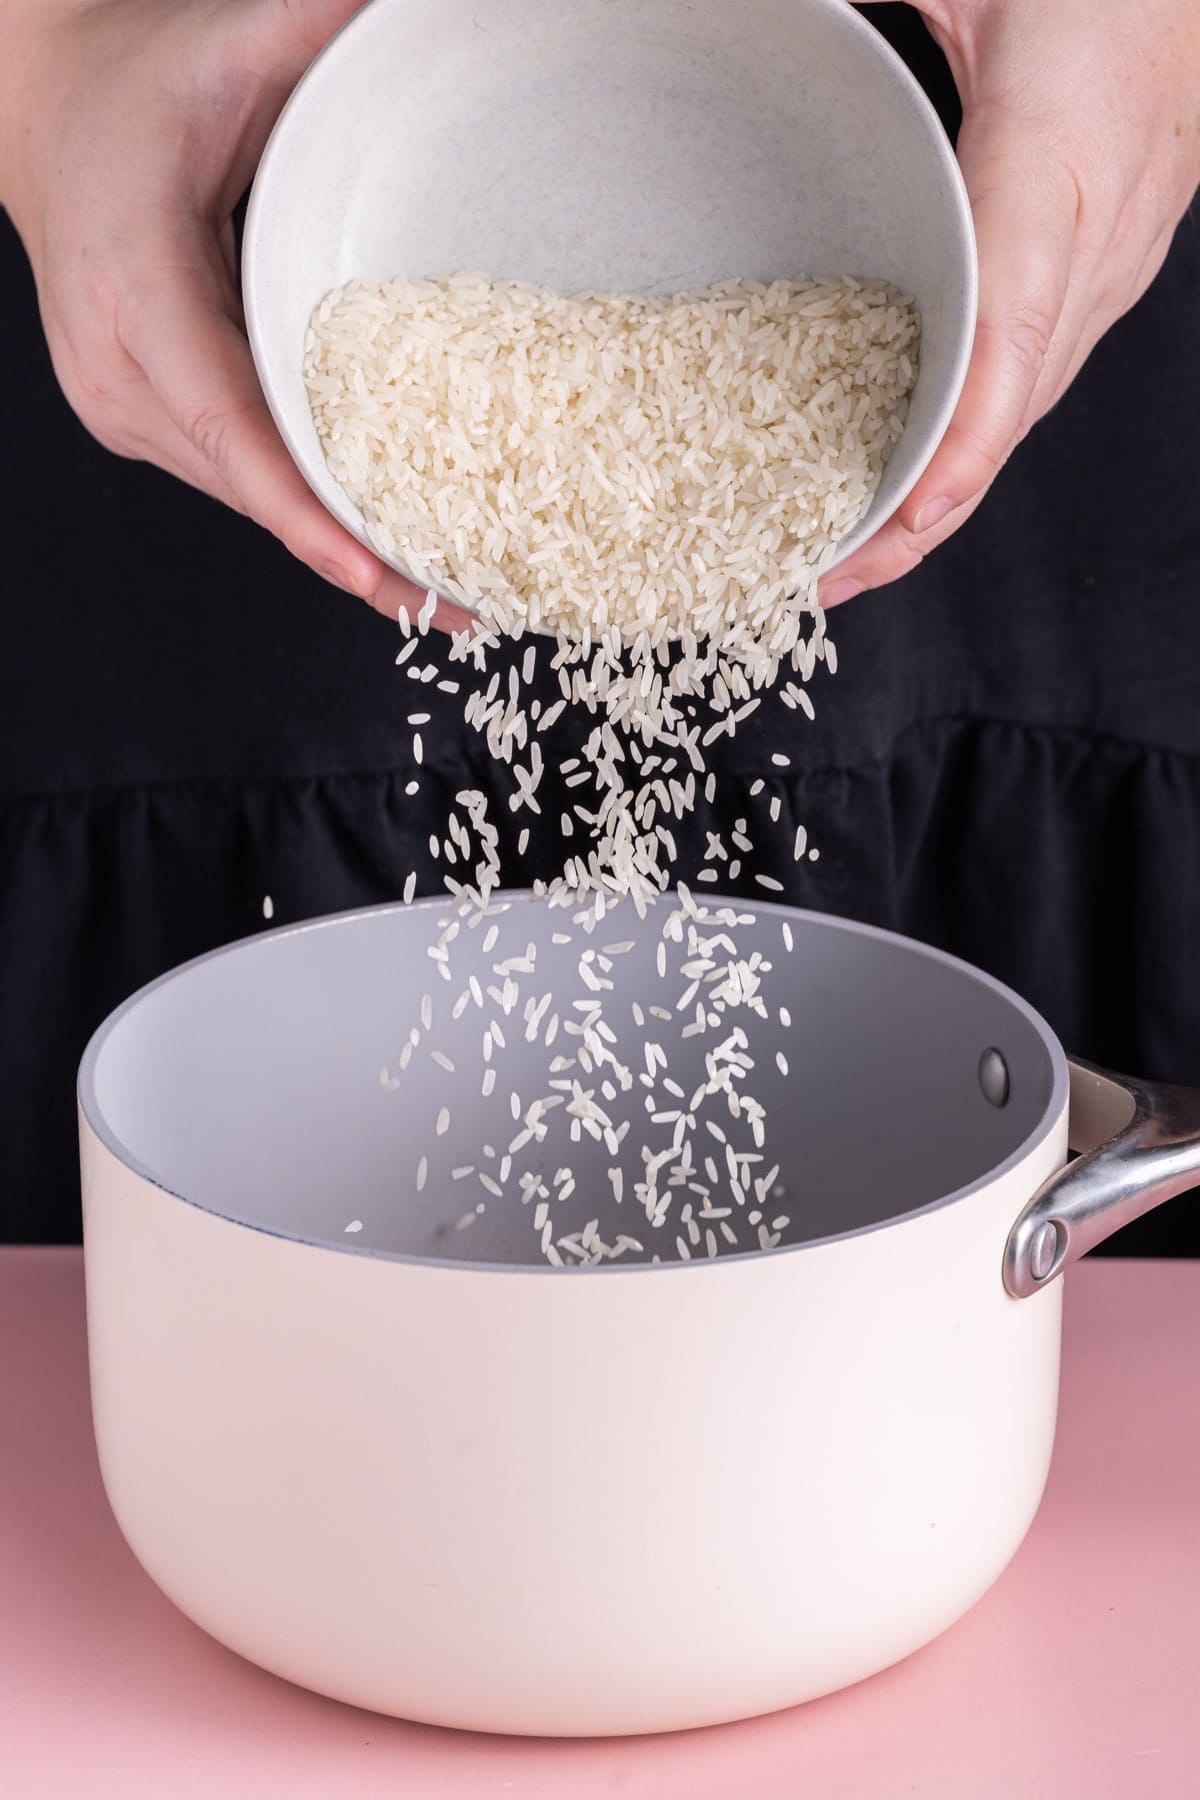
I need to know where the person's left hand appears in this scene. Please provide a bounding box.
[821,0,1200,609]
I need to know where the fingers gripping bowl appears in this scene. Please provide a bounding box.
[78,898,1200,1735]
[243,0,978,605]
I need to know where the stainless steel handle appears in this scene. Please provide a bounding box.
[1003,1059,1200,1299]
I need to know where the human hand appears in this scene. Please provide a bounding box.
[821,0,1200,607]
[0,0,466,630]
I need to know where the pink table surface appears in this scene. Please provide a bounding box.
[1,1250,1197,1800]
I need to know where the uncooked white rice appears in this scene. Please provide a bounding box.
[317,272,921,1265]
[306,273,917,648]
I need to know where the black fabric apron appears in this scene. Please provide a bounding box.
[3,10,1199,1248]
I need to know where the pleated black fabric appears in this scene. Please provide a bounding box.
[2,10,1199,1247]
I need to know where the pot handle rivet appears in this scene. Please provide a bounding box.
[1028,1219,1060,1283]
[979,1048,1010,1108]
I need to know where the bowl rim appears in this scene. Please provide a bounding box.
[242,0,978,602]
[78,895,1067,1275]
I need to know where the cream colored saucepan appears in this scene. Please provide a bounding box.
[78,897,1200,1735]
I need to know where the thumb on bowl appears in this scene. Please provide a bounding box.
[244,0,371,90]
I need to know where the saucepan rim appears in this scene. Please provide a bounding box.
[77,896,1071,1273]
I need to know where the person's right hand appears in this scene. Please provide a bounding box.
[0,0,466,630]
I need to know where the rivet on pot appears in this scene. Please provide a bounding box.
[1029,1220,1061,1283]
[978,1047,1010,1108]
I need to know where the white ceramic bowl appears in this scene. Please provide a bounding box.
[244,0,976,590]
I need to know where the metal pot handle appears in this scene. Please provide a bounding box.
[1003,1059,1200,1298]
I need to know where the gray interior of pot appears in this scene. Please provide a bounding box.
[80,897,1064,1268]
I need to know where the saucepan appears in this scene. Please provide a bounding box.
[77,896,1200,1736]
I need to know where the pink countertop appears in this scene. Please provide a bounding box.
[1,1250,1196,1799]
